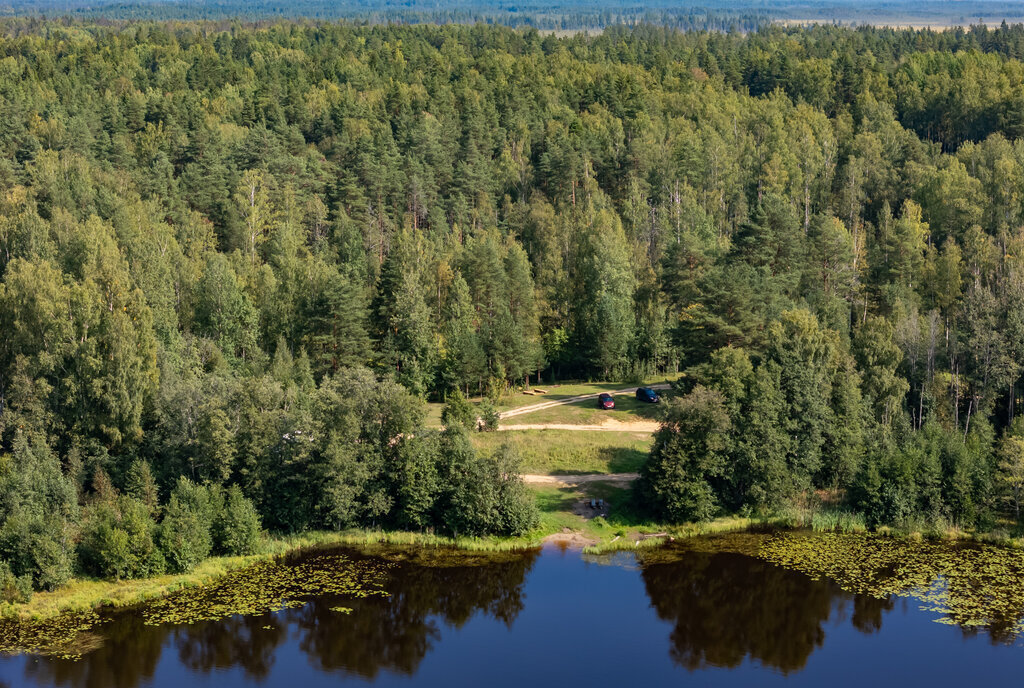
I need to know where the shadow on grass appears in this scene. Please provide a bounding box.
[586,484,651,527]
[535,486,580,514]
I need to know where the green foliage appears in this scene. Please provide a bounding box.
[441,391,475,430]
[78,496,164,580]
[478,399,500,432]
[435,428,538,536]
[158,478,214,574]
[0,434,77,591]
[213,486,263,556]
[7,18,1024,589]
[0,559,32,604]
[124,459,159,515]
[639,386,732,522]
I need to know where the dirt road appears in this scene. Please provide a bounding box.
[499,383,671,420]
[498,419,659,433]
[521,472,639,486]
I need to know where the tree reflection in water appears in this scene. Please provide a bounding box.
[294,551,538,678]
[15,547,538,687]
[640,548,893,674]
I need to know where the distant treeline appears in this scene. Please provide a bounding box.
[6,0,1024,31]
[1,0,772,32]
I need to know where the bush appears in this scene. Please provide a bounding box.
[0,560,32,604]
[214,486,262,556]
[478,399,500,432]
[78,497,164,580]
[0,511,75,591]
[158,478,214,573]
[490,444,539,535]
[436,429,537,536]
[441,390,476,430]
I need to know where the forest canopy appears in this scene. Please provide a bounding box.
[3,19,1024,593]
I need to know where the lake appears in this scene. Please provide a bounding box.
[2,533,1024,687]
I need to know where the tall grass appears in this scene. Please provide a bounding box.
[810,509,868,533]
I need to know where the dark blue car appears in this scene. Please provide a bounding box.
[635,387,660,403]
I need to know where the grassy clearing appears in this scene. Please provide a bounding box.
[530,481,666,544]
[472,429,651,474]
[506,392,667,425]
[493,373,680,412]
[424,373,682,426]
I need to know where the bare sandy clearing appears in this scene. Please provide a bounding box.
[521,472,639,486]
[498,419,659,433]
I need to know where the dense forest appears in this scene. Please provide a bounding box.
[4,18,1024,597]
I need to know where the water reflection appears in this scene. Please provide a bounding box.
[6,539,1024,688]
[23,615,165,688]
[174,616,285,678]
[16,548,538,687]
[640,547,892,674]
[292,551,537,678]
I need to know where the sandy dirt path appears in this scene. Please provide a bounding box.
[521,472,639,486]
[498,419,659,433]
[500,383,671,419]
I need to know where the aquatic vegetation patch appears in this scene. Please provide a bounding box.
[635,532,771,563]
[142,551,391,626]
[757,533,1024,640]
[0,611,106,659]
[0,550,392,658]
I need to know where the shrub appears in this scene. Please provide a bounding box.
[491,444,539,535]
[158,478,214,573]
[441,390,475,430]
[478,399,500,432]
[436,430,537,537]
[0,560,32,604]
[214,486,263,556]
[0,511,75,591]
[124,459,160,515]
[78,497,164,580]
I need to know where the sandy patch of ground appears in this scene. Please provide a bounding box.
[521,472,639,486]
[542,530,599,549]
[499,418,659,433]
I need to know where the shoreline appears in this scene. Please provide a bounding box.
[3,515,1022,623]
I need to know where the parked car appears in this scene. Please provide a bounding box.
[597,392,615,409]
[635,387,660,403]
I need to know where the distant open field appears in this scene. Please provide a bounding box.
[775,18,1023,29]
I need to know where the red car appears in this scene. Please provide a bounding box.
[597,393,615,409]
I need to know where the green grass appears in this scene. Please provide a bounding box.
[810,509,868,533]
[14,488,1019,624]
[472,429,651,474]
[424,372,682,427]
[529,481,660,540]
[506,393,667,425]
[493,373,681,412]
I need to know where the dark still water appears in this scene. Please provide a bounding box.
[2,537,1024,687]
